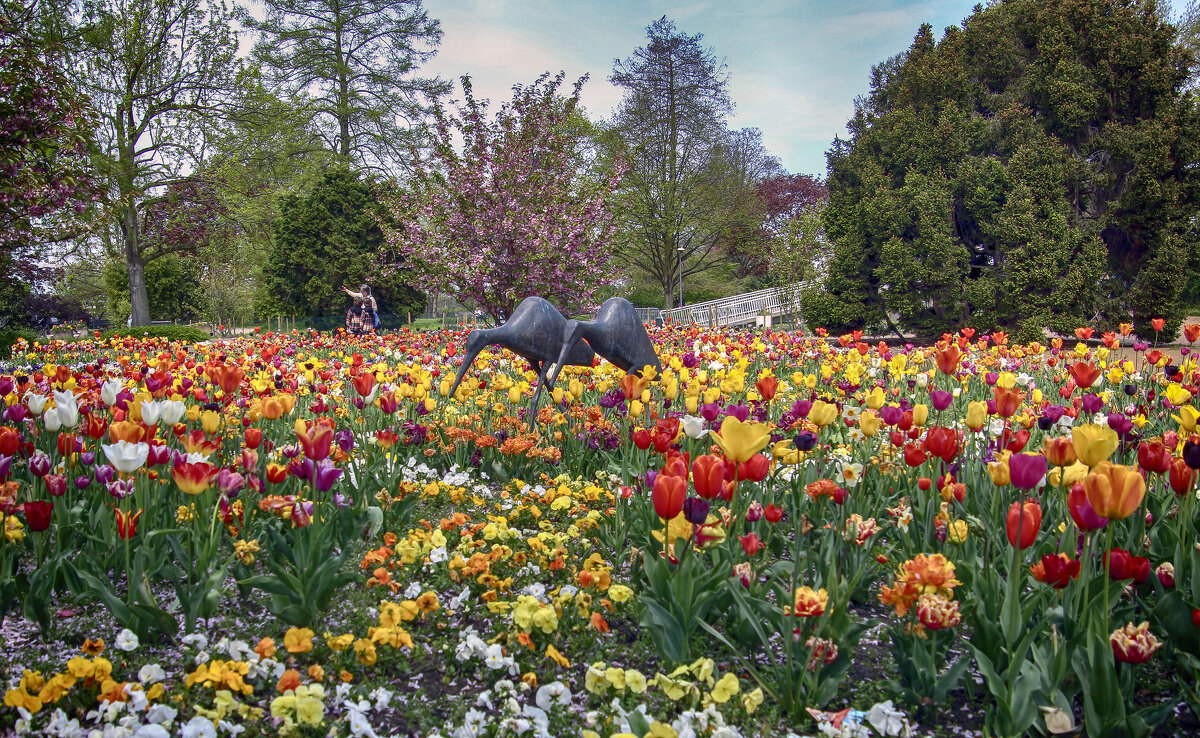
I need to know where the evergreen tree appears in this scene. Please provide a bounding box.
[819,1,1200,340]
[261,166,425,319]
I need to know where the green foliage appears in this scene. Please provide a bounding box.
[259,167,426,317]
[819,1,1200,340]
[102,254,203,324]
[0,328,39,359]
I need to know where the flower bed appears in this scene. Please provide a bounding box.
[0,324,1197,737]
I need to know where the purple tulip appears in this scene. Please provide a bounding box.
[682,497,709,525]
[45,474,67,496]
[312,459,343,492]
[80,451,95,466]
[4,405,28,423]
[700,403,721,422]
[218,468,246,496]
[644,469,658,490]
[94,464,115,485]
[335,429,354,453]
[74,475,91,490]
[1081,394,1104,414]
[0,455,10,480]
[0,378,11,396]
[1107,412,1133,437]
[1008,454,1047,490]
[29,451,51,477]
[880,405,903,426]
[793,399,813,418]
[1043,405,1066,423]
[147,444,171,467]
[724,404,749,422]
[106,478,134,499]
[930,390,954,411]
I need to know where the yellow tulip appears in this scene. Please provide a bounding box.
[911,404,929,427]
[1174,405,1199,433]
[809,400,838,428]
[1072,424,1119,467]
[685,396,698,413]
[200,410,220,434]
[1082,462,1145,520]
[709,416,771,463]
[987,456,1010,486]
[965,401,988,430]
[859,410,880,437]
[508,387,522,404]
[1048,461,1089,487]
[1166,384,1192,407]
[629,400,644,419]
[423,397,436,413]
[864,386,886,410]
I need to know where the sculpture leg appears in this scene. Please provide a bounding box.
[528,360,549,432]
[448,330,490,399]
[547,320,590,387]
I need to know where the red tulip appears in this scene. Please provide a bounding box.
[925,426,958,463]
[1106,548,1150,584]
[631,428,652,451]
[993,386,1024,418]
[1170,457,1194,497]
[691,455,725,500]
[1068,362,1101,389]
[296,424,333,461]
[244,428,263,450]
[652,474,686,520]
[754,376,779,401]
[1030,553,1080,589]
[764,503,784,523]
[114,507,143,540]
[1151,318,1166,332]
[739,532,764,556]
[1006,499,1042,549]
[737,454,770,482]
[1184,324,1200,343]
[1137,442,1172,475]
[903,443,927,467]
[0,427,18,456]
[23,500,53,532]
[352,372,376,398]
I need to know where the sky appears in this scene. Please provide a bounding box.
[419,0,985,177]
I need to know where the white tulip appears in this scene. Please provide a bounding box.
[102,440,150,473]
[24,392,48,416]
[680,414,706,439]
[53,390,79,428]
[43,409,61,432]
[141,400,163,426]
[101,379,124,406]
[159,400,187,425]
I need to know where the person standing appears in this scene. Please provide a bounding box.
[342,284,379,331]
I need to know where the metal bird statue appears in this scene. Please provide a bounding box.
[447,296,595,429]
[547,297,660,387]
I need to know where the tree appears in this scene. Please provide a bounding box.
[0,1,98,252]
[731,172,827,280]
[239,0,445,170]
[819,2,1200,340]
[609,16,769,309]
[78,0,239,325]
[379,73,625,322]
[261,166,425,318]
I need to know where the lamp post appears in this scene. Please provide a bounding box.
[677,246,685,309]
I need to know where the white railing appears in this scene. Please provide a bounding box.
[660,282,810,327]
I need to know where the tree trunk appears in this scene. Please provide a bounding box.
[120,203,150,326]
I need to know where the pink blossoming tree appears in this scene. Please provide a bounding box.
[379,72,625,322]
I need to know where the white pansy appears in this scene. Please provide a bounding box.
[102,441,150,473]
[144,703,177,725]
[180,716,217,738]
[535,681,572,711]
[134,725,171,738]
[181,633,208,651]
[138,664,166,684]
[114,628,139,651]
[404,581,422,599]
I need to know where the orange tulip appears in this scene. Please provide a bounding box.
[620,373,648,401]
[173,461,217,495]
[108,420,145,444]
[1186,324,1200,344]
[934,345,961,375]
[992,386,1024,418]
[1068,361,1101,389]
[1083,462,1146,520]
[754,375,779,401]
[1151,318,1166,333]
[1042,436,1077,468]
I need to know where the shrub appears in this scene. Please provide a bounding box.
[101,325,210,343]
[0,328,39,359]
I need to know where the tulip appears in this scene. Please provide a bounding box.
[1137,442,1171,474]
[0,427,19,457]
[808,400,838,428]
[312,458,344,492]
[858,411,880,437]
[710,417,771,464]
[1006,499,1042,549]
[903,443,927,467]
[754,375,778,401]
[1185,440,1200,469]
[680,415,705,439]
[1112,622,1162,664]
[786,586,828,617]
[739,532,764,556]
[173,461,217,495]
[1169,457,1194,496]
[935,346,960,375]
[930,390,953,411]
[1008,453,1047,490]
[737,454,770,482]
[911,404,929,426]
[1067,482,1109,531]
[114,507,143,540]
[652,474,686,520]
[1030,553,1080,588]
[24,392,47,416]
[29,451,51,477]
[45,474,66,497]
[993,386,1023,418]
[631,428,651,450]
[1068,362,1101,389]
[925,426,958,463]
[295,422,334,461]
[682,497,709,525]
[101,379,123,406]
[1042,436,1077,467]
[965,401,988,430]
[1072,424,1118,467]
[1082,462,1145,520]
[140,400,162,426]
[1106,549,1150,584]
[102,441,150,473]
[764,503,783,523]
[987,456,1011,486]
[23,500,53,532]
[793,432,817,452]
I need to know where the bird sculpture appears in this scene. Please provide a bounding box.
[547,297,660,388]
